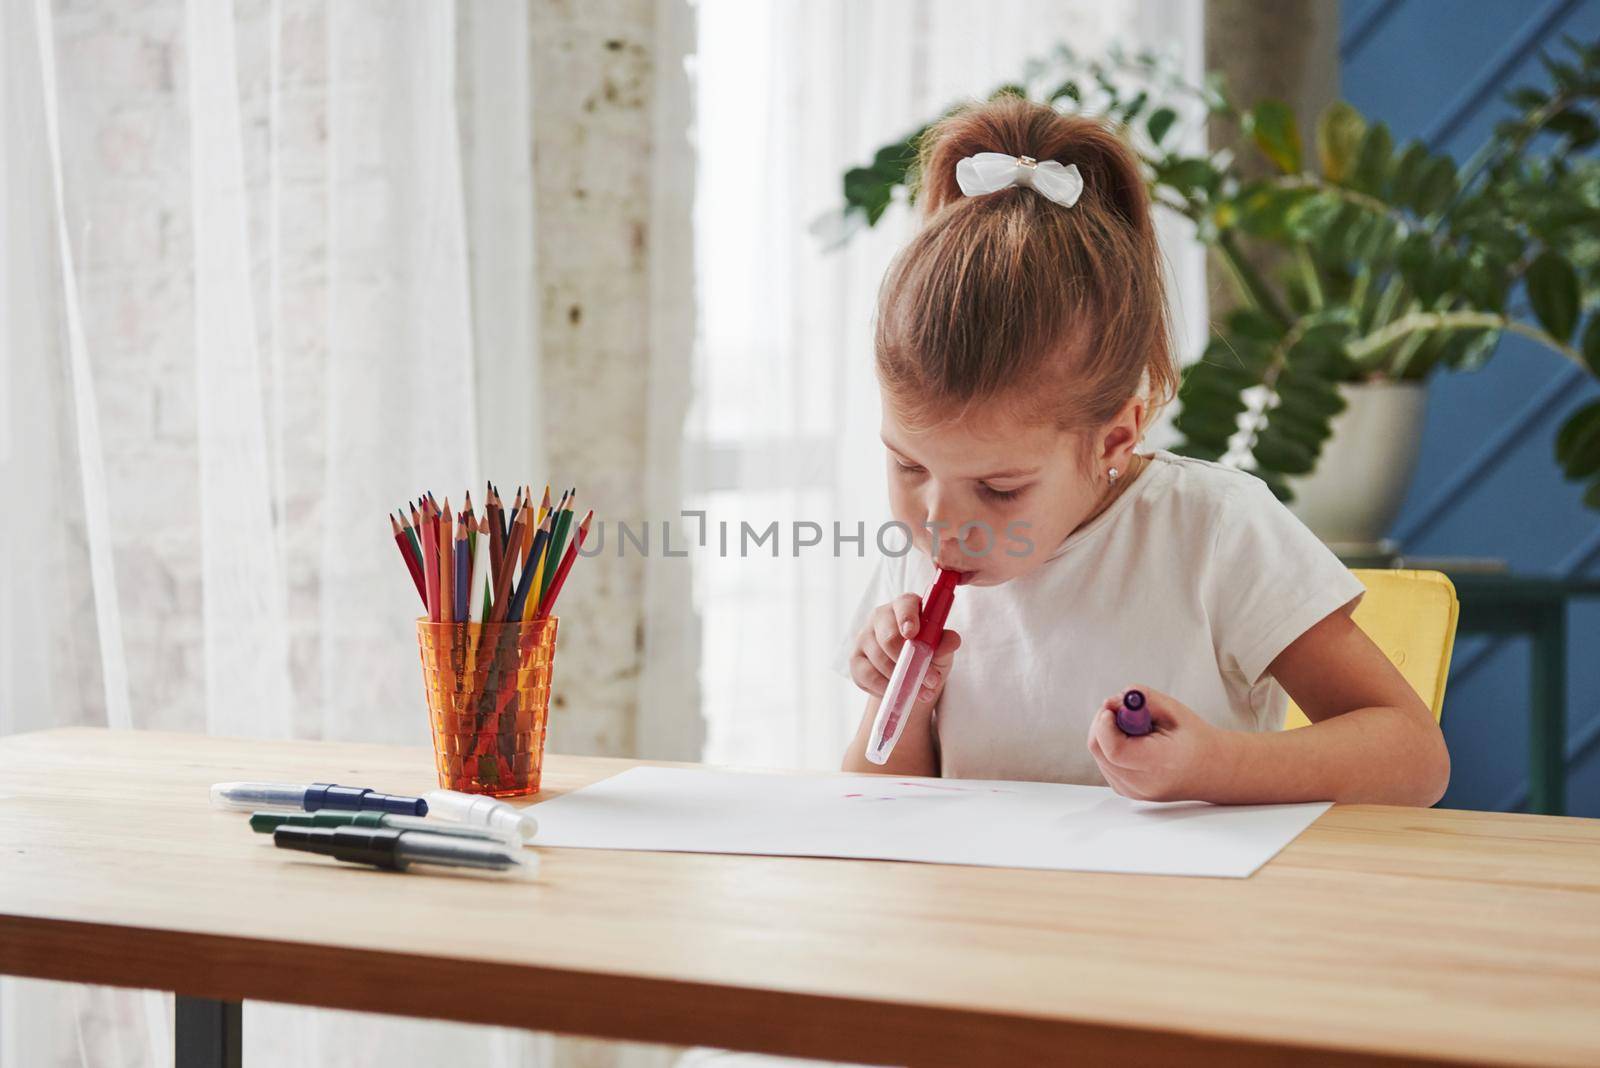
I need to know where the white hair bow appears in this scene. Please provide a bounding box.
[955,153,1083,208]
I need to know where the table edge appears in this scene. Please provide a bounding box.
[0,913,1476,1068]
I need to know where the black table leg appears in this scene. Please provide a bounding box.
[1529,603,1568,816]
[175,995,241,1068]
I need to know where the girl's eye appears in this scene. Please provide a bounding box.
[978,483,1026,502]
[894,461,925,475]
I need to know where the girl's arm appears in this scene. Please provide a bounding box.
[1249,607,1450,805]
[842,694,940,776]
[1088,608,1451,806]
[839,596,959,776]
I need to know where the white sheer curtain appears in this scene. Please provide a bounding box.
[0,0,544,1063]
[684,0,1208,771]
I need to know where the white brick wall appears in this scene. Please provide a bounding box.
[53,0,670,759]
[528,0,659,759]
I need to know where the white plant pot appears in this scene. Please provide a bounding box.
[1286,380,1428,556]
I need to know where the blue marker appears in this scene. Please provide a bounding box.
[210,781,428,816]
[1114,689,1152,736]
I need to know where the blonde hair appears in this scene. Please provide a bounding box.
[875,96,1178,438]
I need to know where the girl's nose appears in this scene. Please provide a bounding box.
[925,497,987,563]
[938,527,990,567]
[924,497,962,552]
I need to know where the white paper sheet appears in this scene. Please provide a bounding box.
[529,768,1331,878]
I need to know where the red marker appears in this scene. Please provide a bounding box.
[1115,689,1152,736]
[865,567,962,765]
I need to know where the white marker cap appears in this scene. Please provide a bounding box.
[424,789,539,842]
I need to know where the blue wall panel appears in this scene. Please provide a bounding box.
[1341,0,1600,814]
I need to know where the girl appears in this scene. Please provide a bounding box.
[838,97,1449,806]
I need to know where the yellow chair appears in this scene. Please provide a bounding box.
[1284,569,1459,728]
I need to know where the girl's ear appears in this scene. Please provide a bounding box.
[1096,397,1146,471]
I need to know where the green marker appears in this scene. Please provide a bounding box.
[248,810,519,848]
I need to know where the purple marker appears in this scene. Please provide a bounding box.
[1114,689,1152,736]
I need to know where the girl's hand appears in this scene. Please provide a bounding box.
[1086,687,1234,803]
[848,594,961,705]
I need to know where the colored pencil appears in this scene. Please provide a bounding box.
[508,513,553,621]
[421,501,440,622]
[529,488,566,599]
[438,499,455,624]
[508,487,525,546]
[487,509,528,624]
[392,514,426,606]
[487,487,505,592]
[535,509,592,620]
[427,496,441,592]
[453,515,471,622]
[499,484,512,542]
[528,482,547,565]
[467,514,490,623]
[539,488,576,603]
[482,482,495,556]
[394,510,417,561]
[399,510,423,565]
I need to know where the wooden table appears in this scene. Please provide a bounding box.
[3,729,1600,1067]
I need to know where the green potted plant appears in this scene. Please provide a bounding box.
[825,39,1600,554]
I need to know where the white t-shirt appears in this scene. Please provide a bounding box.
[833,450,1365,785]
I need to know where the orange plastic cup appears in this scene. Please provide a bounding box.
[416,617,558,798]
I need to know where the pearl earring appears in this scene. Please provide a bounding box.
[1108,467,1119,484]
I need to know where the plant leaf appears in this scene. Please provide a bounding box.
[1460,249,1510,312]
[1555,400,1600,479]
[1441,328,1502,373]
[1506,87,1549,112]
[1276,379,1347,421]
[1315,101,1366,182]
[1252,428,1318,475]
[1391,140,1430,208]
[1351,122,1394,195]
[1245,100,1302,173]
[1326,203,1365,262]
[1049,80,1081,104]
[1226,308,1287,344]
[1396,232,1435,293]
[1414,157,1459,215]
[842,166,894,225]
[1231,183,1312,239]
[1285,193,1344,244]
[1583,314,1600,378]
[1147,107,1177,146]
[1158,157,1222,198]
[1547,110,1600,150]
[1526,251,1581,341]
[1174,356,1254,456]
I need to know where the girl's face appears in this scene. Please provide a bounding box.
[880,394,1140,586]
